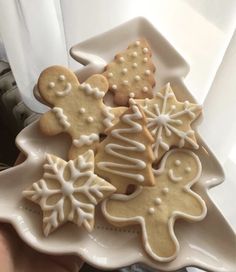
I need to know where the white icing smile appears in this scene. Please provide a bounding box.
[55,82,72,96]
[168,169,183,182]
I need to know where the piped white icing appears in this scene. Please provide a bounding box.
[54,81,72,96]
[86,116,94,123]
[135,75,141,81]
[140,84,200,159]
[143,48,149,53]
[73,134,99,148]
[142,86,148,93]
[122,68,128,74]
[168,169,183,182]
[23,151,114,236]
[59,74,66,81]
[80,83,105,99]
[132,63,138,68]
[148,207,155,214]
[112,84,117,90]
[145,70,151,76]
[52,107,70,129]
[102,106,115,128]
[132,52,138,57]
[143,57,148,63]
[175,160,181,166]
[48,82,55,88]
[97,105,147,183]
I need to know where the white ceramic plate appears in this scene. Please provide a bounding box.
[0,17,235,272]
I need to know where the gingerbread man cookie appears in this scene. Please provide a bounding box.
[103,39,156,106]
[95,103,155,194]
[38,65,125,159]
[23,150,116,236]
[134,83,202,163]
[102,149,207,262]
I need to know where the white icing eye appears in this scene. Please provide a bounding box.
[144,70,151,75]
[143,47,149,53]
[129,92,135,98]
[108,72,113,78]
[185,167,192,173]
[175,160,181,166]
[79,107,85,114]
[123,80,129,85]
[143,57,148,63]
[48,82,55,88]
[59,75,66,81]
[112,84,117,90]
[162,187,169,194]
[134,75,141,81]
[86,116,94,123]
[132,63,138,68]
[171,105,176,110]
[142,86,148,93]
[154,197,162,205]
[132,52,138,57]
[135,41,140,46]
[122,68,128,74]
[119,57,125,62]
[148,207,155,215]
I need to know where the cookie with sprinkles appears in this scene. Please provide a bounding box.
[38,65,123,160]
[103,39,156,106]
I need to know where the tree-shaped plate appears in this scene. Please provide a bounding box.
[0,17,235,271]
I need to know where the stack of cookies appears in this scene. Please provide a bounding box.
[22,39,207,262]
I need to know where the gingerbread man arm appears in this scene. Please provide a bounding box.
[39,111,65,136]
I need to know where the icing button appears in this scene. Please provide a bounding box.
[134,75,141,81]
[143,57,148,63]
[145,70,151,76]
[122,68,128,74]
[185,167,192,173]
[87,117,94,123]
[143,47,149,53]
[132,52,138,57]
[119,57,125,62]
[142,86,148,93]
[79,107,85,114]
[162,187,169,194]
[132,63,138,68]
[123,80,129,85]
[154,197,162,205]
[148,207,155,215]
[112,84,117,90]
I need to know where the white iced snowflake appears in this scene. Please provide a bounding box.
[23,150,115,236]
[136,83,201,160]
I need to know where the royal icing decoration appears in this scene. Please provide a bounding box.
[52,107,71,129]
[23,150,116,236]
[95,104,155,193]
[102,149,207,262]
[103,39,156,105]
[134,83,202,162]
[38,65,111,159]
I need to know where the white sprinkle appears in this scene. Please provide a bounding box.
[148,207,155,215]
[79,107,85,114]
[123,80,129,85]
[145,70,151,75]
[162,187,169,194]
[135,41,140,46]
[143,47,149,53]
[185,167,192,173]
[129,92,135,98]
[108,72,113,78]
[119,57,125,62]
[134,75,141,81]
[175,160,181,166]
[142,86,148,93]
[132,63,138,68]
[122,68,128,74]
[154,198,162,205]
[143,57,148,63]
[48,82,55,88]
[59,75,65,81]
[132,52,138,57]
[112,84,117,90]
[87,116,94,123]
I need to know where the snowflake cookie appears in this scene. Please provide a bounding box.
[38,65,125,159]
[134,83,202,163]
[103,39,156,106]
[95,103,155,194]
[102,149,207,262]
[23,150,116,236]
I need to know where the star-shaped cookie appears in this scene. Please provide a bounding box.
[23,150,116,236]
[38,65,124,159]
[134,83,202,163]
[102,149,207,262]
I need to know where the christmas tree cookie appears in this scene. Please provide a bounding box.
[102,149,207,262]
[23,150,116,236]
[38,65,125,160]
[134,83,202,163]
[95,103,155,194]
[103,39,156,106]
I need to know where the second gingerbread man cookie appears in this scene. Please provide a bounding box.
[38,65,115,159]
